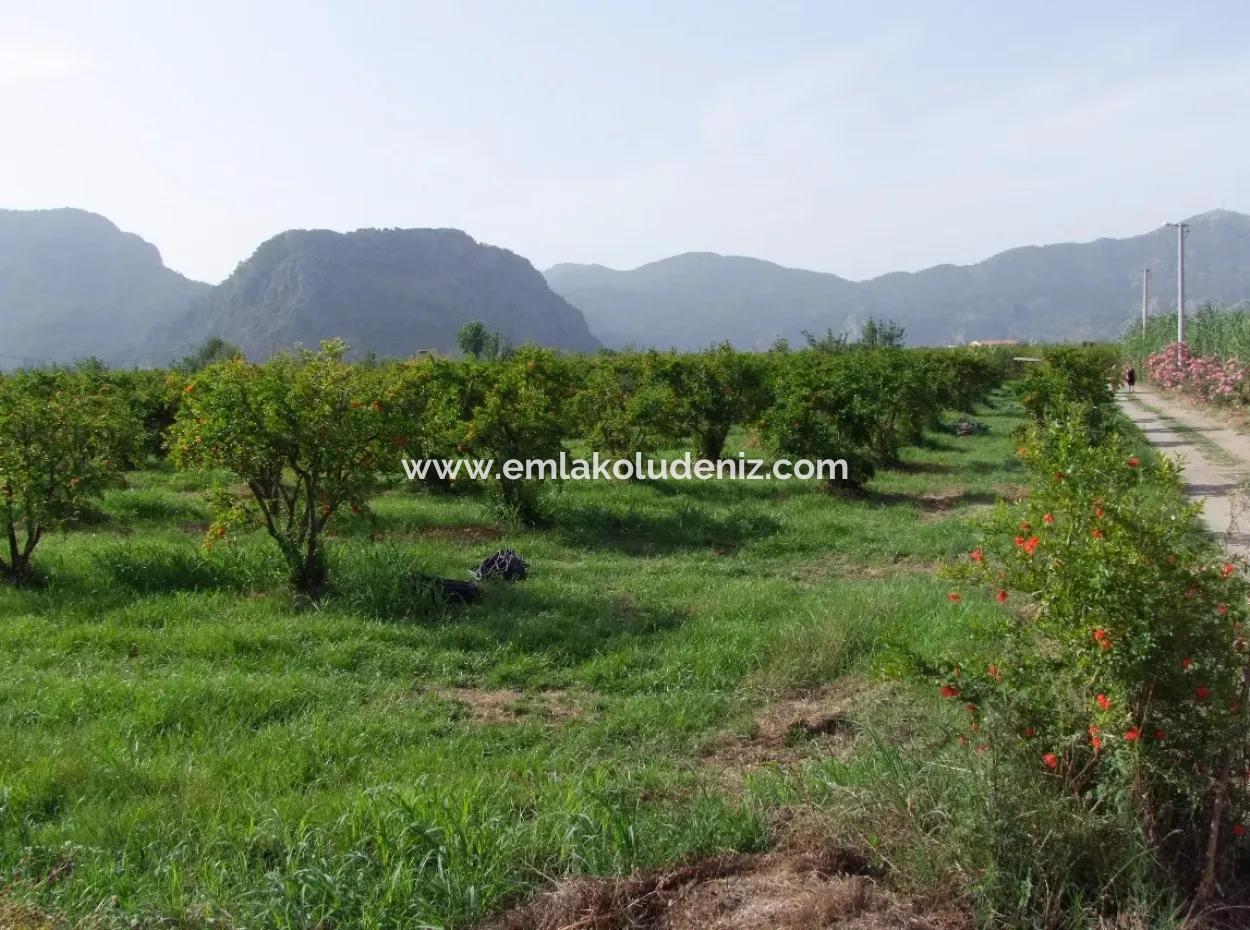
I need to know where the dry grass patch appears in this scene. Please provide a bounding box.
[433,686,588,724]
[481,834,963,930]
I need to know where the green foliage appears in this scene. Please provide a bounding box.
[1019,345,1119,442]
[938,375,1250,912]
[455,320,511,361]
[0,369,137,583]
[761,347,1002,488]
[455,346,576,522]
[169,340,384,594]
[1126,302,1250,367]
[859,316,906,348]
[572,352,683,459]
[175,336,243,374]
[666,345,771,460]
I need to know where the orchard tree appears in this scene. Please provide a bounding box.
[760,352,887,490]
[378,355,472,492]
[573,352,683,458]
[170,340,384,596]
[455,347,575,522]
[670,344,771,460]
[0,370,137,584]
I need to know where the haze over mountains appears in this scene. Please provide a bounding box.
[3,207,1250,366]
[0,209,210,366]
[545,209,1250,349]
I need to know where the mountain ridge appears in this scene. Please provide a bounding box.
[142,225,601,362]
[0,207,211,365]
[545,209,1250,348]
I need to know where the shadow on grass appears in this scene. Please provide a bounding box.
[434,583,691,661]
[552,500,781,555]
[861,488,1002,511]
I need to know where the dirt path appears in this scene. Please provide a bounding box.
[1118,388,1250,555]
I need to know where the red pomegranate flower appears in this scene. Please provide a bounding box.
[940,685,959,699]
[1181,657,1194,670]
[1124,727,1141,742]
[1223,563,1237,578]
[1091,528,1104,540]
[1096,694,1111,711]
[1043,513,1055,525]
[1218,603,1229,616]
[1023,536,1040,555]
[1234,824,1247,837]
[996,590,1009,603]
[1042,752,1059,769]
[1196,685,1211,701]
[1154,729,1166,741]
[970,548,984,563]
[965,702,977,714]
[987,664,1001,681]
[1025,726,1036,738]
[947,591,961,603]
[1128,456,1140,468]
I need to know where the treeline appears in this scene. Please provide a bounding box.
[1,342,1012,593]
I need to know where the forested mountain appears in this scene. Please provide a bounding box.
[0,208,210,366]
[143,227,601,361]
[545,210,1250,348]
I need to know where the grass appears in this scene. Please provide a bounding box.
[0,395,1028,929]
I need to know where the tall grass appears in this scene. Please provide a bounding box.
[1125,302,1250,364]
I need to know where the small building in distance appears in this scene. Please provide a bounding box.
[967,338,1020,348]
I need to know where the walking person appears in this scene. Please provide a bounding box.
[1124,364,1136,394]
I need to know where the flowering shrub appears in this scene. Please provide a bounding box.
[939,395,1250,899]
[1145,341,1248,403]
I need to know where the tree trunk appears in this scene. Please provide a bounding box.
[698,426,730,461]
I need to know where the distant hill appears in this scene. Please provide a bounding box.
[545,209,1250,348]
[146,227,601,362]
[0,208,211,366]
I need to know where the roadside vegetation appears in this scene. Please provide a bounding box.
[2,339,1246,928]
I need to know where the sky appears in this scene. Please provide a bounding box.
[3,0,1249,284]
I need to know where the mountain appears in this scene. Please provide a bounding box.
[545,210,1250,348]
[0,208,211,366]
[146,227,601,362]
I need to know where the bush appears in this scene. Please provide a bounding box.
[1146,341,1248,403]
[572,353,683,460]
[456,347,576,523]
[0,369,138,584]
[170,341,384,595]
[937,370,1250,912]
[667,345,771,460]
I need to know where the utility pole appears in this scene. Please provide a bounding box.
[1168,222,1189,349]
[1141,267,1150,337]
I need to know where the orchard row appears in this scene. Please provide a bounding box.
[1,342,1011,592]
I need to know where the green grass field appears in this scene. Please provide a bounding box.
[0,396,1026,929]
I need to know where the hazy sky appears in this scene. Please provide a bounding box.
[3,1,1249,284]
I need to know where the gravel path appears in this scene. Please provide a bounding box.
[1118,389,1250,555]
